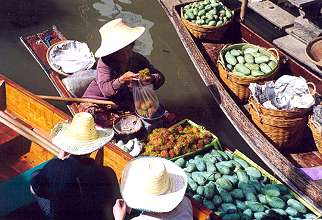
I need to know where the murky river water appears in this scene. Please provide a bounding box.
[0,0,266,165]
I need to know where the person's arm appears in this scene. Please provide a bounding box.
[96,59,124,97]
[97,59,139,97]
[113,199,127,220]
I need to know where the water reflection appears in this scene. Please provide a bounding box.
[93,0,154,56]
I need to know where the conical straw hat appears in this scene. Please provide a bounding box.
[120,157,187,213]
[95,18,145,58]
[51,112,114,155]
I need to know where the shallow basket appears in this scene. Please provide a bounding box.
[46,40,95,77]
[248,97,312,150]
[180,7,233,41]
[308,116,322,153]
[217,43,280,104]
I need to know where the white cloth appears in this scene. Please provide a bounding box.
[131,197,193,220]
[249,75,315,110]
[50,41,95,73]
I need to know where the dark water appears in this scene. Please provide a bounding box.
[0,0,265,165]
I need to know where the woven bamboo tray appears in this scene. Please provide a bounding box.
[180,7,234,41]
[217,43,280,104]
[308,116,322,154]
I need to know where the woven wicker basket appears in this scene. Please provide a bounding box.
[218,43,280,104]
[180,7,233,41]
[248,91,314,150]
[308,116,322,153]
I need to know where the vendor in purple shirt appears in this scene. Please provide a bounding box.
[82,18,165,122]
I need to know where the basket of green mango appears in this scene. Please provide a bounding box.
[217,43,280,104]
[181,0,234,41]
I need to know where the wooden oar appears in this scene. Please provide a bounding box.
[0,111,60,156]
[37,95,118,108]
[240,0,248,21]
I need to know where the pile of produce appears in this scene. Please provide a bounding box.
[182,0,234,27]
[138,68,151,80]
[143,123,216,158]
[174,149,318,220]
[135,100,158,119]
[224,45,278,77]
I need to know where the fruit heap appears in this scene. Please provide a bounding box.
[182,0,234,27]
[143,123,216,158]
[175,149,318,220]
[224,45,278,77]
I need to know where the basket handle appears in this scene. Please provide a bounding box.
[307,82,316,96]
[267,48,280,59]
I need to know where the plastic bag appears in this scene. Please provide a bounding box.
[62,69,96,97]
[132,81,159,119]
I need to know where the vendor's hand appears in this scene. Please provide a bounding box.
[57,149,71,160]
[113,199,127,220]
[119,71,139,83]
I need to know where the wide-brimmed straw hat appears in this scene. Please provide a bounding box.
[51,112,114,155]
[120,157,187,213]
[95,18,145,58]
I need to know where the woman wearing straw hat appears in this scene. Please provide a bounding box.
[112,157,193,220]
[81,18,165,126]
[30,112,119,220]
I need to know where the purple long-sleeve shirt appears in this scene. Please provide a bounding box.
[83,52,165,110]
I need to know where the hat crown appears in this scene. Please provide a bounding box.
[95,18,145,58]
[68,112,98,141]
[141,160,170,196]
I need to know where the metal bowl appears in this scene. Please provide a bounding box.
[305,36,322,69]
[113,114,142,135]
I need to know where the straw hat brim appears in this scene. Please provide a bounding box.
[51,121,114,155]
[120,157,187,213]
[95,26,145,58]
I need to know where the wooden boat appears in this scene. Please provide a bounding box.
[19,26,219,220]
[156,0,322,211]
[0,74,134,218]
[20,20,322,216]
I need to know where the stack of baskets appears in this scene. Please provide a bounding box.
[248,83,316,150]
[217,43,280,104]
[308,104,322,153]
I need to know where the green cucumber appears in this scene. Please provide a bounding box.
[244,53,254,64]
[287,199,307,214]
[266,196,286,209]
[245,167,261,179]
[255,55,270,64]
[213,195,223,206]
[286,207,299,217]
[216,177,233,191]
[245,201,265,212]
[221,203,237,214]
[237,56,245,64]
[244,63,259,71]
[268,60,277,70]
[230,49,242,57]
[243,47,258,54]
[235,63,251,75]
[259,63,272,74]
[225,52,237,66]
[251,69,265,77]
